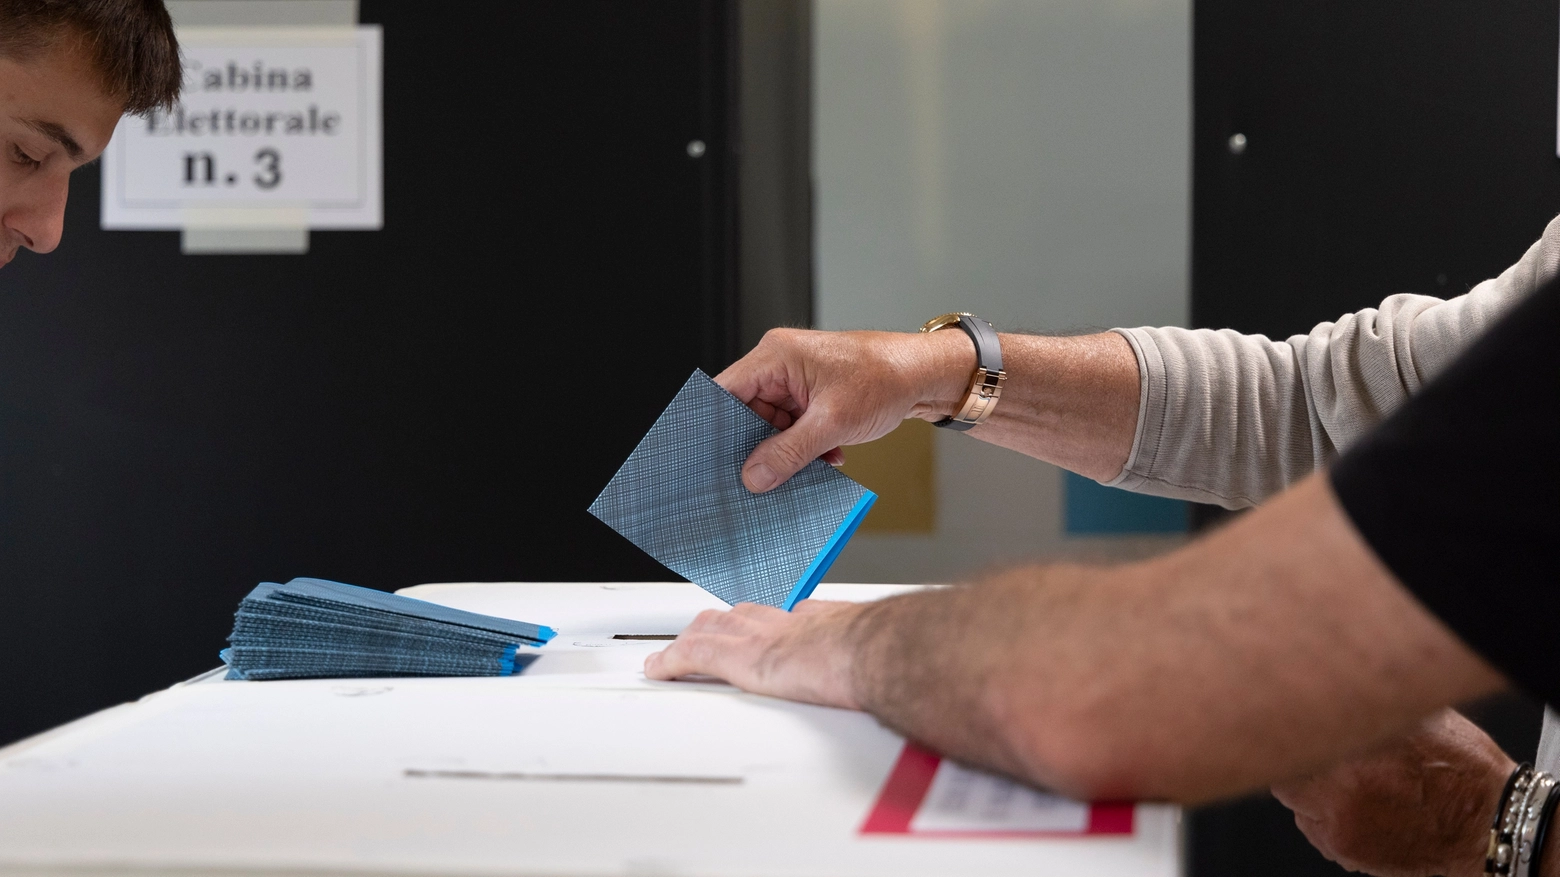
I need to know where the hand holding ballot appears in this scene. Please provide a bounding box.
[590,369,876,609]
[713,327,986,491]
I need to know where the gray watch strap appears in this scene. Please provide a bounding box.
[935,315,1002,430]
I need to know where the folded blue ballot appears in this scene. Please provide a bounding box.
[589,369,876,609]
[221,577,555,680]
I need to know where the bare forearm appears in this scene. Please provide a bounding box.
[847,476,1506,803]
[847,565,1107,790]
[916,330,1140,481]
[972,332,1140,481]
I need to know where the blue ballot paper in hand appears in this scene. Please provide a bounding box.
[589,369,876,609]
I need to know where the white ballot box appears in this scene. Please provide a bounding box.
[0,582,1181,877]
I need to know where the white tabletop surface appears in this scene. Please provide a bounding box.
[0,582,1180,877]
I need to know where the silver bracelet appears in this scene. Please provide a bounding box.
[1517,773,1558,877]
[1493,767,1538,877]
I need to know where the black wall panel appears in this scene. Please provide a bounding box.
[0,1,738,746]
[1190,1,1557,873]
[1193,0,1560,337]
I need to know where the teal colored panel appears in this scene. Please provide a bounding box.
[1064,472,1188,534]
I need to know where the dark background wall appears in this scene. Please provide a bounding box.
[0,1,741,747]
[1188,0,1558,871]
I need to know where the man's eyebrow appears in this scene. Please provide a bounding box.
[16,117,83,160]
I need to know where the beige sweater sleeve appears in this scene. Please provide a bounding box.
[1104,214,1560,509]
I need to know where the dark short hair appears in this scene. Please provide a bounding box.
[0,0,181,115]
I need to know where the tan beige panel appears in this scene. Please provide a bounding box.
[838,418,936,533]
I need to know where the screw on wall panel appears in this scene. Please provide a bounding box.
[1227,133,1248,155]
[1436,273,1449,286]
[686,139,707,158]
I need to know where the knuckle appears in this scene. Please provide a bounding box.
[761,327,801,349]
[807,397,837,420]
[1301,815,1363,865]
[684,637,724,668]
[765,439,811,472]
[704,611,752,635]
[731,602,778,618]
[649,644,686,677]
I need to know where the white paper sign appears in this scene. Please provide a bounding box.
[101,26,381,229]
[909,759,1090,833]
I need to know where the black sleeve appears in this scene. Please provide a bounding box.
[1330,276,1560,708]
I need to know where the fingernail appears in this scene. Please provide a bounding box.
[746,462,778,492]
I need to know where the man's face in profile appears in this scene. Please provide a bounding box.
[0,35,125,268]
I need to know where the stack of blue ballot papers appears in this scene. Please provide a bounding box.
[590,369,876,610]
[221,577,555,681]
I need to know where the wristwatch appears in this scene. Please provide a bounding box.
[919,312,1006,431]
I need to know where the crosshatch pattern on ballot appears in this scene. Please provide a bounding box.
[589,370,871,608]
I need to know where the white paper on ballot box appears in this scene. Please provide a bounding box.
[910,759,1090,833]
[399,581,929,635]
[390,582,929,679]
